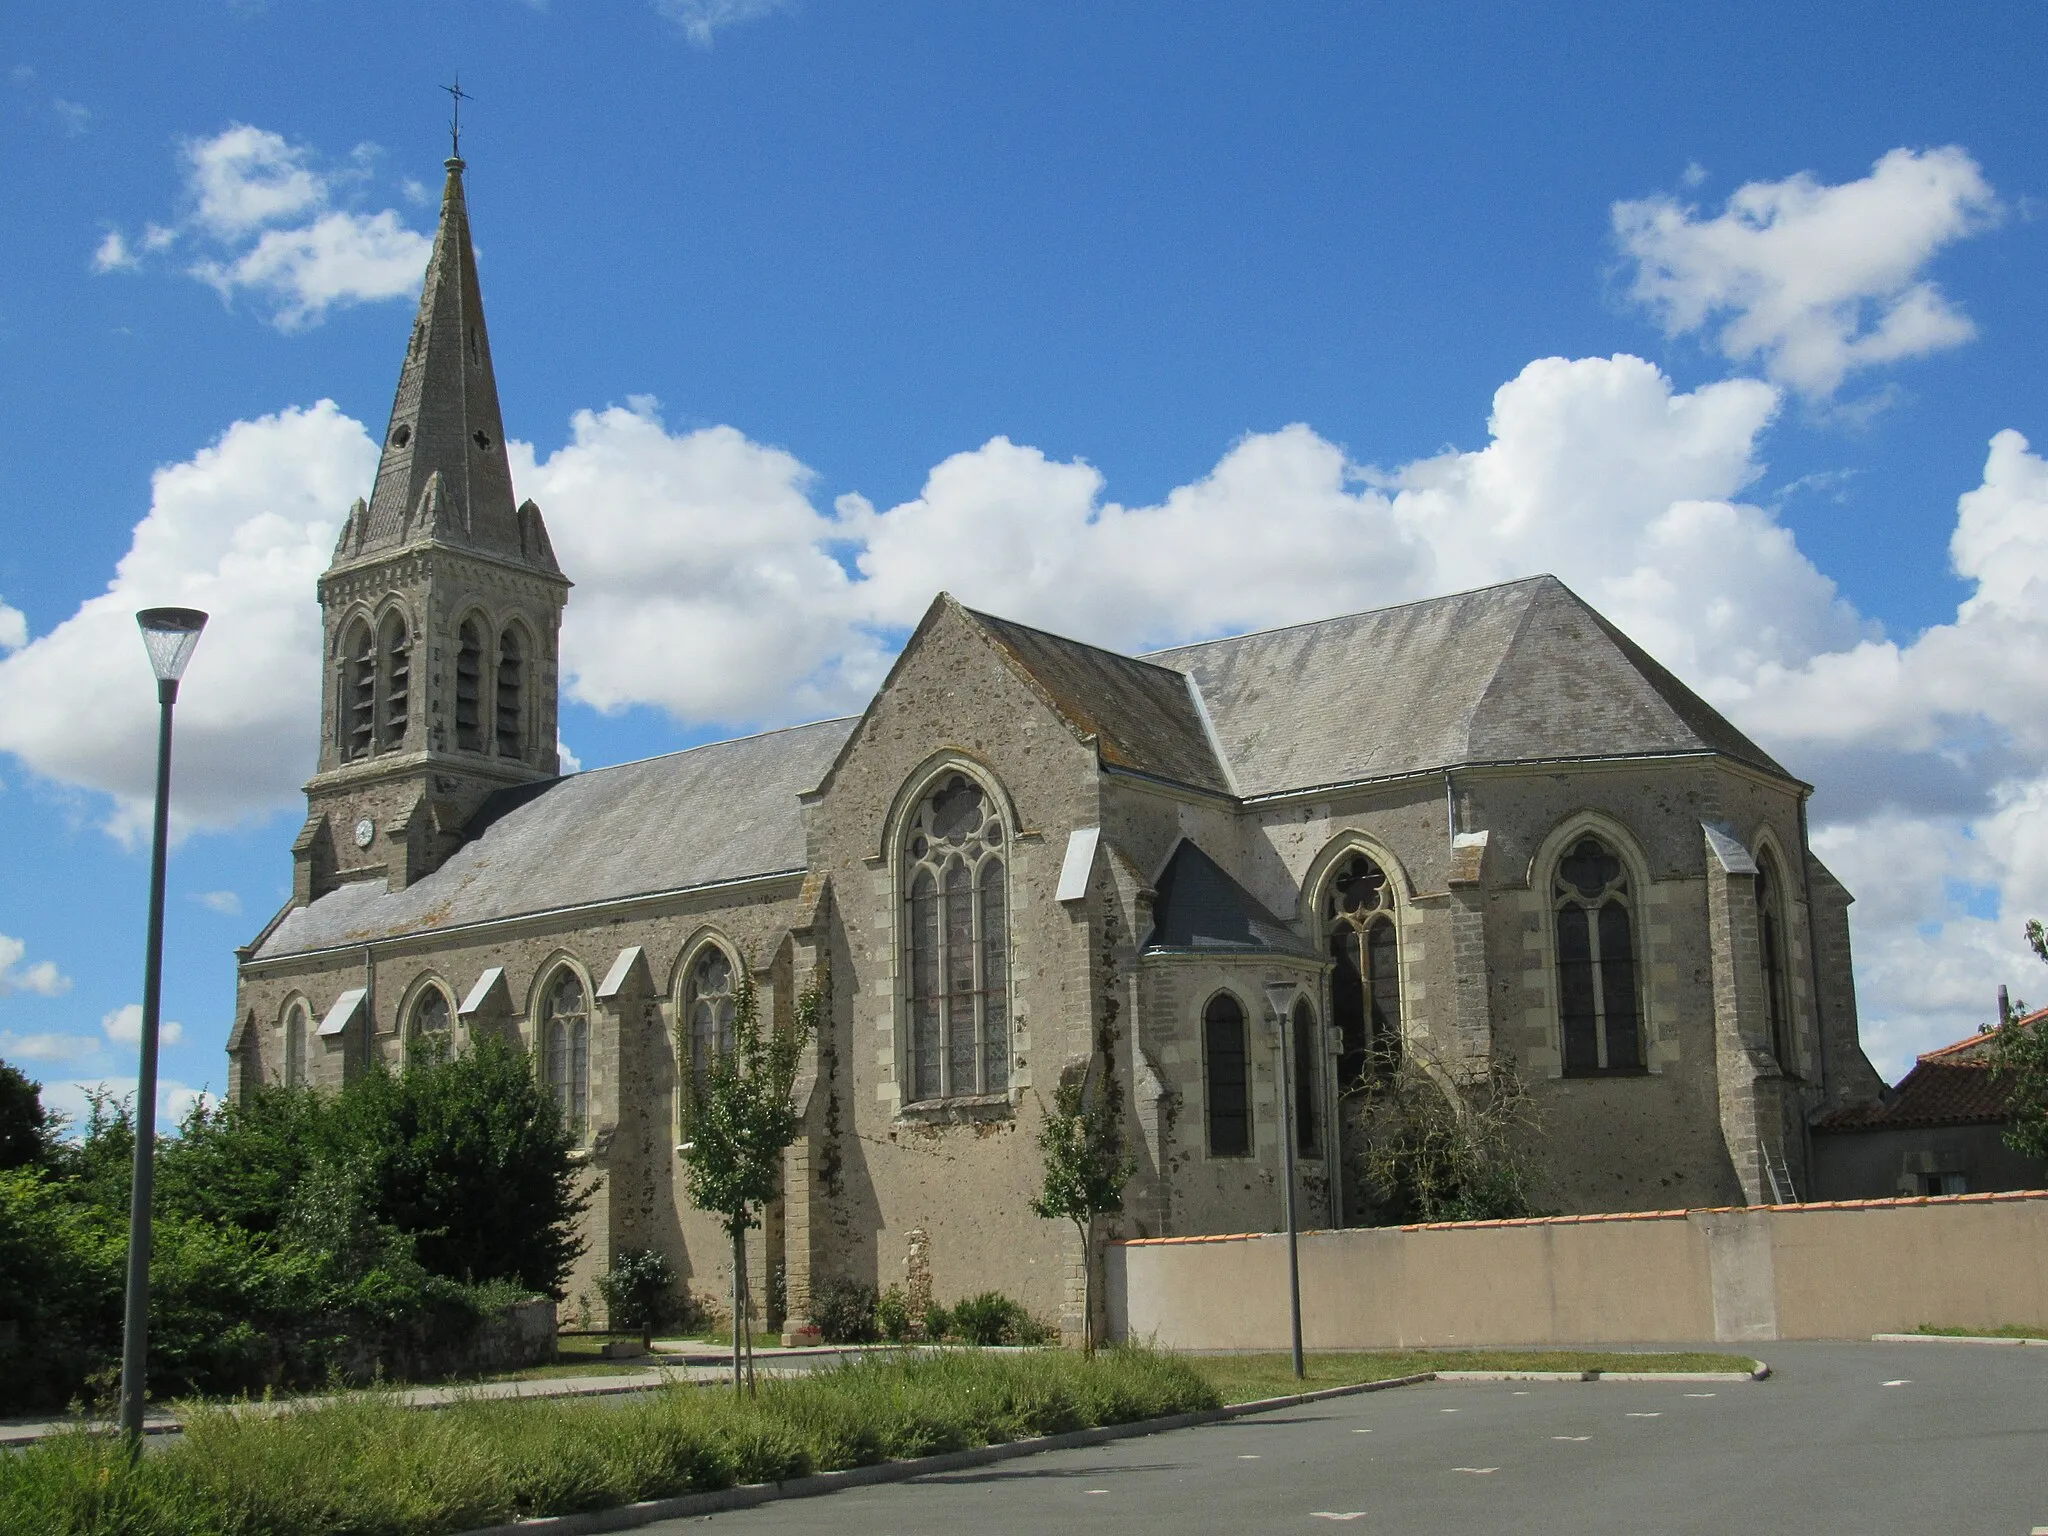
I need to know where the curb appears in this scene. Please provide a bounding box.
[452,1373,1436,1536]
[1434,1364,1768,1383]
[1871,1332,2048,1347]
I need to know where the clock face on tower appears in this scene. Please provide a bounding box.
[354,817,376,849]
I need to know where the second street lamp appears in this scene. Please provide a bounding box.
[1263,978,1305,1381]
[118,606,207,1446]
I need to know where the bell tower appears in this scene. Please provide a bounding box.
[293,153,571,905]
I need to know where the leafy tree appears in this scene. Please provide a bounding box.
[1991,920,2048,1166]
[1031,1069,1134,1355]
[1342,1055,1543,1226]
[156,1086,325,1235]
[0,1060,57,1171]
[678,969,819,1391]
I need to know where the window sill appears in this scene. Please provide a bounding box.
[895,1092,1015,1126]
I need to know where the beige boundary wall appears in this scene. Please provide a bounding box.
[1105,1190,2048,1348]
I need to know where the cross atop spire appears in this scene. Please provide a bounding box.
[441,75,473,162]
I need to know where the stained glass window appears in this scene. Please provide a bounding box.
[902,773,1009,1101]
[1553,835,1643,1074]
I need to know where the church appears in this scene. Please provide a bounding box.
[227,154,1887,1337]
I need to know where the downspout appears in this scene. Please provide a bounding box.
[1797,795,1830,1200]
[363,941,376,1078]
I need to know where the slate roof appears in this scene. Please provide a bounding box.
[253,718,854,960]
[1142,839,1316,956]
[966,608,1232,795]
[1146,574,1787,799]
[1815,1060,2015,1132]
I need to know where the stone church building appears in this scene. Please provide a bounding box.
[228,156,1886,1335]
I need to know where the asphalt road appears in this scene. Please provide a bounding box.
[651,1342,2047,1535]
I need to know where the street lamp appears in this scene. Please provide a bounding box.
[1263,978,1305,1381]
[119,607,206,1445]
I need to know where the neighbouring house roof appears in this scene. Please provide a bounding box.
[1146,574,1788,799]
[1815,1053,2016,1133]
[253,717,855,960]
[1142,838,1316,956]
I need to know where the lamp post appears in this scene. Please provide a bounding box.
[1263,978,1305,1381]
[119,607,207,1445]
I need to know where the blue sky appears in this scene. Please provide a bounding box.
[2,1,2045,1124]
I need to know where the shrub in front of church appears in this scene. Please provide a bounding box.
[0,1042,584,1412]
[597,1248,689,1340]
[810,1278,880,1344]
[1340,1056,1547,1226]
[0,1346,1221,1533]
[945,1292,1051,1346]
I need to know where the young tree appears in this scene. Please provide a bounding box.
[1991,919,2048,1165]
[1031,1068,1134,1356]
[678,967,820,1391]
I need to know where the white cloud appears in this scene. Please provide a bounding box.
[0,933,71,997]
[0,1032,100,1064]
[653,0,793,46]
[0,599,25,652]
[92,230,138,273]
[102,1004,185,1048]
[1614,147,2001,396]
[192,890,242,916]
[192,209,434,332]
[52,98,89,136]
[0,400,374,838]
[95,123,431,331]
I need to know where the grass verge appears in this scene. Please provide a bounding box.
[1190,1349,1757,1403]
[1911,1323,2047,1339]
[0,1347,1217,1536]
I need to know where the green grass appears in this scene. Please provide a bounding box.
[0,1347,1218,1536]
[1912,1323,2048,1339]
[1189,1349,1758,1404]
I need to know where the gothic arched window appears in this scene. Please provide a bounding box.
[455,619,485,752]
[1756,851,1793,1071]
[902,772,1009,1102]
[1324,852,1401,1088]
[1203,992,1250,1157]
[1554,834,1643,1075]
[341,620,375,760]
[686,944,737,1089]
[378,611,411,752]
[1292,995,1320,1157]
[495,627,525,760]
[283,1001,308,1087]
[409,985,452,1050]
[541,970,589,1137]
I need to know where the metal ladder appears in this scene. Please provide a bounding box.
[1761,1145,1798,1205]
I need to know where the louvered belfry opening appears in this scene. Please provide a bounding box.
[455,620,484,751]
[495,628,523,759]
[379,613,410,751]
[344,622,376,760]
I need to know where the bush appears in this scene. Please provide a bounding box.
[597,1249,683,1336]
[946,1292,1050,1346]
[810,1279,878,1345]
[876,1284,912,1342]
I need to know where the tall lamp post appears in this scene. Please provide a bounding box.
[1264,979,1305,1381]
[119,607,207,1445]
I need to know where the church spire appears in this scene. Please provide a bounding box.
[343,154,550,569]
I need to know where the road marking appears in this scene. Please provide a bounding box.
[1511,1390,1529,1395]
[1087,1489,1108,1495]
[1683,1393,1716,1398]
[1239,1454,1262,1459]
[1439,1408,1461,1413]
[1882,1379,1911,1387]
[1310,1514,1367,1522]
[1452,1466,1499,1474]
[1625,1412,1662,1418]
[1552,1435,1591,1441]
[1351,1428,1373,1433]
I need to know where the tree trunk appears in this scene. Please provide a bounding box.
[1075,1217,1093,1357]
[730,1226,744,1393]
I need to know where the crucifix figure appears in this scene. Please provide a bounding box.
[442,75,474,160]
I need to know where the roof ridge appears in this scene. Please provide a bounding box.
[557,714,860,779]
[1138,573,1558,658]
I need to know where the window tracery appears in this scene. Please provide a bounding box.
[902,772,1009,1102]
[1324,852,1402,1087]
[685,944,737,1089]
[1203,992,1249,1156]
[1553,834,1643,1074]
[541,970,589,1138]
[410,985,451,1047]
